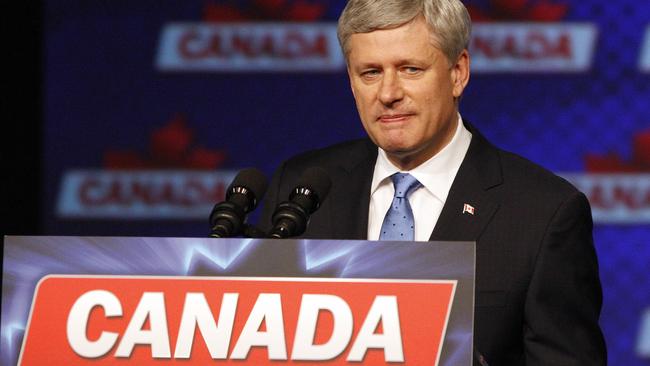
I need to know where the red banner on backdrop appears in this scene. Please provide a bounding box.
[19,276,456,365]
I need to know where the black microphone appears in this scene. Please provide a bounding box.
[209,168,268,238]
[268,166,332,239]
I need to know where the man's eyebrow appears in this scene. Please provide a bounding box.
[352,58,428,68]
[349,62,382,72]
[396,58,429,66]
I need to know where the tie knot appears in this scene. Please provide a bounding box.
[391,173,421,198]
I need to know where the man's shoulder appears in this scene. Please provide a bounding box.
[466,123,580,200]
[496,147,582,200]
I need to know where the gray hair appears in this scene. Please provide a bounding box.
[337,0,472,64]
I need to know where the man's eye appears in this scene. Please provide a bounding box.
[361,70,380,77]
[403,67,422,74]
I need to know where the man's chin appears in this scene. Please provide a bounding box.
[379,141,418,156]
[380,142,439,169]
[383,146,421,161]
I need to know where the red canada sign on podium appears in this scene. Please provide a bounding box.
[20,276,455,365]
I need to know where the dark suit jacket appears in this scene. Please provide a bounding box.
[260,122,607,365]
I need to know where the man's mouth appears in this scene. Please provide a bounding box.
[378,113,414,123]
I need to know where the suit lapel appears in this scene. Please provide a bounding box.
[430,123,502,242]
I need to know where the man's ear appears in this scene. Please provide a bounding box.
[451,49,470,98]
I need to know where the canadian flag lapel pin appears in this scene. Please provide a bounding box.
[463,203,475,215]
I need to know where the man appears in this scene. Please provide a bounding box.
[260,0,606,364]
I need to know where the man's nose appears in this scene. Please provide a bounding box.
[378,71,404,106]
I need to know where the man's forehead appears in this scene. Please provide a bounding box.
[347,17,439,53]
[350,17,427,41]
[346,27,441,66]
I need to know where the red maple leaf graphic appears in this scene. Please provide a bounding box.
[150,114,194,166]
[585,129,650,172]
[203,0,326,22]
[104,114,227,170]
[466,0,568,22]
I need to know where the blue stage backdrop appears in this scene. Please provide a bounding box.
[42,1,649,365]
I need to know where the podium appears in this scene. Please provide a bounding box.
[1,236,475,365]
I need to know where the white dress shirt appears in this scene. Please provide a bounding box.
[367,115,472,241]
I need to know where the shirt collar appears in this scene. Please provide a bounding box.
[371,114,472,202]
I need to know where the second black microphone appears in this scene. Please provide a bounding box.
[268,167,332,239]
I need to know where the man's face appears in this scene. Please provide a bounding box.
[346,16,469,170]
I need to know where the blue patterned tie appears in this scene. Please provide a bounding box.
[379,173,422,241]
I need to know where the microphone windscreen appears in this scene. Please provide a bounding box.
[296,166,332,202]
[228,167,269,202]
